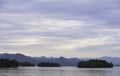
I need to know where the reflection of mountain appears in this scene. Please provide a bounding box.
[0,53,120,66]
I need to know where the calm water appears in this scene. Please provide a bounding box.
[0,67,119,76]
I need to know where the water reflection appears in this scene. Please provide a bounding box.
[82,68,113,76]
[0,67,119,76]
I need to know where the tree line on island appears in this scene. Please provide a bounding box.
[77,60,113,68]
[38,62,60,67]
[0,59,113,68]
[0,59,60,67]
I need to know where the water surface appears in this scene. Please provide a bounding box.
[0,67,119,76]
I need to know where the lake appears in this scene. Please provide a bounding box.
[0,67,119,76]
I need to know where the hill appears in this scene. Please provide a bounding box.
[0,53,39,65]
[34,56,83,66]
[99,56,120,66]
[77,60,113,68]
[0,53,120,66]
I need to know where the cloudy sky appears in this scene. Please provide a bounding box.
[0,0,120,58]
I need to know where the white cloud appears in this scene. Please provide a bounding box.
[1,38,40,46]
[24,18,89,32]
[0,23,13,28]
[53,37,116,50]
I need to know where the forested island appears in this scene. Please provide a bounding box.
[19,62,35,67]
[0,58,113,68]
[77,60,113,68]
[0,59,19,68]
[0,58,61,68]
[38,62,61,67]
[0,59,35,68]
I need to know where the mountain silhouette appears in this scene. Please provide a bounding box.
[0,53,39,65]
[0,53,120,66]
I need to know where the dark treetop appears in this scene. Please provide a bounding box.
[0,59,19,68]
[38,62,61,67]
[77,60,113,68]
[19,62,35,67]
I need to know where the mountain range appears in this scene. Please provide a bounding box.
[0,53,39,65]
[0,53,120,66]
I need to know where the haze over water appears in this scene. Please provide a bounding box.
[0,67,119,76]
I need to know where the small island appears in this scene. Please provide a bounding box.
[0,59,35,68]
[77,60,113,68]
[0,59,19,68]
[19,62,35,67]
[38,62,61,67]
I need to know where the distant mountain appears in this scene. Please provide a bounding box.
[34,56,83,66]
[99,56,120,66]
[34,56,120,66]
[0,53,120,66]
[0,53,39,65]
[81,56,120,66]
[0,53,83,66]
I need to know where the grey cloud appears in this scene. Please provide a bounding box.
[1,0,120,25]
[0,0,120,57]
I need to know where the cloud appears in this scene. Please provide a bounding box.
[52,36,118,50]
[0,23,12,28]
[1,38,40,46]
[0,0,120,57]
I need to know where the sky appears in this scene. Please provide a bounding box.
[0,0,120,58]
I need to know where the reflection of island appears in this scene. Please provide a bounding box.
[77,60,113,68]
[83,69,112,76]
[38,62,61,67]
